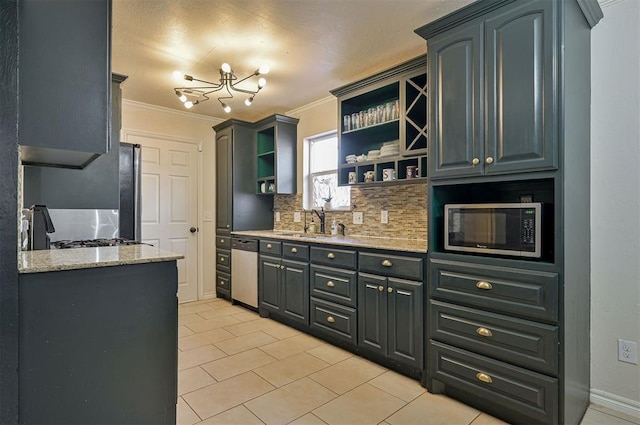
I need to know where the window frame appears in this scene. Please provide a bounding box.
[305,131,350,211]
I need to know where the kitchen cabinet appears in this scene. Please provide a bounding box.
[19,0,112,169]
[358,252,424,370]
[19,261,178,424]
[22,74,127,210]
[259,240,310,327]
[254,114,299,195]
[309,246,358,346]
[331,56,428,187]
[425,0,556,180]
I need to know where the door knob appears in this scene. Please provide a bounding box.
[190,227,198,233]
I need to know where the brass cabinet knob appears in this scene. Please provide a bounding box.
[220,239,224,244]
[381,259,392,267]
[327,281,335,287]
[220,257,225,262]
[476,281,492,290]
[291,247,298,253]
[476,372,493,384]
[280,264,286,270]
[476,327,493,337]
[220,280,225,286]
[378,286,384,292]
[387,287,393,293]
[327,253,335,259]
[226,224,230,228]
[327,316,335,323]
[267,243,272,249]
[485,156,494,164]
[472,158,480,166]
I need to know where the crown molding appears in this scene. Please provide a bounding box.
[122,99,224,124]
[285,95,335,117]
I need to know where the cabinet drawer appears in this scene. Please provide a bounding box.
[216,249,230,273]
[282,242,309,261]
[216,235,231,249]
[430,258,558,323]
[310,265,357,308]
[430,300,558,375]
[430,341,558,425]
[216,271,231,298]
[359,252,423,281]
[310,247,357,269]
[260,240,282,256]
[310,297,357,346]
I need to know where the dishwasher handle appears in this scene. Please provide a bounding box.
[231,238,258,252]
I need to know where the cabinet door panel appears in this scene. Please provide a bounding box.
[429,23,483,179]
[357,273,387,354]
[388,278,423,369]
[215,128,232,233]
[281,259,310,326]
[259,256,281,313]
[485,0,556,174]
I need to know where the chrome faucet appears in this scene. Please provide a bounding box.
[312,208,326,234]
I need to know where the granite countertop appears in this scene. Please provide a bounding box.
[19,244,184,274]
[232,230,428,253]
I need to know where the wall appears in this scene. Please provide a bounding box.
[0,0,19,421]
[120,100,221,299]
[276,97,428,240]
[591,0,640,412]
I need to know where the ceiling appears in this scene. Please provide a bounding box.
[112,0,475,122]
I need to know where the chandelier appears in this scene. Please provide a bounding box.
[173,63,269,113]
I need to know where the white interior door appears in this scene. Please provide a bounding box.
[128,134,199,303]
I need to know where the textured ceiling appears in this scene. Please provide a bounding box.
[112,0,474,121]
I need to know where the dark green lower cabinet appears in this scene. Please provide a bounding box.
[358,272,423,369]
[259,254,309,326]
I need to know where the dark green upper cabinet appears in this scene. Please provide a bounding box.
[215,125,233,234]
[254,114,299,195]
[19,0,112,169]
[425,0,557,180]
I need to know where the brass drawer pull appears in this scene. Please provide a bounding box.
[327,316,335,323]
[476,327,493,337]
[476,281,492,290]
[291,247,298,253]
[327,253,335,259]
[267,243,272,249]
[381,259,392,267]
[387,287,393,293]
[327,281,335,287]
[476,372,493,384]
[378,285,384,292]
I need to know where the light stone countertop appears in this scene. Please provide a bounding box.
[19,244,184,274]
[232,230,428,253]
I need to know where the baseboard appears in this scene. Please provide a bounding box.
[590,389,640,419]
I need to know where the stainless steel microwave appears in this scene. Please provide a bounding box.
[444,203,542,258]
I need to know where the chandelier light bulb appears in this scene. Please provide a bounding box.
[258,65,270,75]
[258,77,267,89]
[173,71,185,81]
[184,101,194,109]
[221,63,231,73]
[179,94,187,103]
[222,103,231,113]
[245,97,253,106]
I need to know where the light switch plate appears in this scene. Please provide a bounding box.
[353,212,363,224]
[294,212,301,223]
[381,210,388,224]
[203,212,213,222]
[275,212,281,222]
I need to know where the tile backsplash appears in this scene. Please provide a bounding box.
[274,183,427,240]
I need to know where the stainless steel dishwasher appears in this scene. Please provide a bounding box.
[231,238,258,308]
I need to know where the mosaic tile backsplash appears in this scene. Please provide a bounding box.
[274,183,427,240]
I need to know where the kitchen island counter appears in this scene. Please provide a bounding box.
[232,230,427,253]
[18,244,184,274]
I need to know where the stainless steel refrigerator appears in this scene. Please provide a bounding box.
[119,143,142,241]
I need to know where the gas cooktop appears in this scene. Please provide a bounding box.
[52,238,146,249]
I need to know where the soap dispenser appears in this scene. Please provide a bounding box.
[309,218,316,233]
[331,218,338,236]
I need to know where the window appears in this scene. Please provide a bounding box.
[307,132,350,209]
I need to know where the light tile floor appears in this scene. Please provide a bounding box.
[177,299,639,425]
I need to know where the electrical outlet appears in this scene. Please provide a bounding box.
[353,211,363,225]
[275,212,281,222]
[618,339,638,364]
[293,212,301,223]
[203,212,213,222]
[381,210,389,224]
